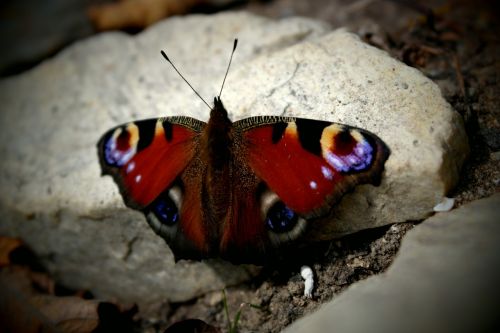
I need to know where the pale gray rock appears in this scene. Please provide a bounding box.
[0,11,468,305]
[284,194,500,333]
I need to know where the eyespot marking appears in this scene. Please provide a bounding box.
[168,186,182,211]
[265,201,298,233]
[147,185,182,233]
[103,124,139,167]
[260,189,280,219]
[321,125,375,173]
[259,188,307,246]
[266,202,307,245]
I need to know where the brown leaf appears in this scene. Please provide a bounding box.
[88,0,208,31]
[0,272,63,333]
[0,240,137,333]
[0,236,23,267]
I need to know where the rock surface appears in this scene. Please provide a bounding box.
[284,194,500,333]
[0,12,468,305]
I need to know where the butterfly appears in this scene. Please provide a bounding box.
[97,40,390,264]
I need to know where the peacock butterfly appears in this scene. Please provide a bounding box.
[97,39,390,263]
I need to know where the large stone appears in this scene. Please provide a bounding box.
[284,194,500,333]
[0,12,468,305]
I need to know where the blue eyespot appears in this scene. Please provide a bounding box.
[152,196,179,226]
[265,202,298,233]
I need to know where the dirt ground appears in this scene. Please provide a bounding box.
[0,1,498,332]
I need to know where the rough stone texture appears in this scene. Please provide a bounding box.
[284,194,500,333]
[0,12,468,304]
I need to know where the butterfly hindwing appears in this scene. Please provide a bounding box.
[97,116,205,210]
[235,116,390,218]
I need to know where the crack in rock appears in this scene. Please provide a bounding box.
[123,236,139,262]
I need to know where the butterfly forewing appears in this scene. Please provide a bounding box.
[97,116,205,210]
[235,116,390,218]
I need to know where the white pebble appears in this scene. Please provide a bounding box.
[300,265,314,298]
[433,197,455,212]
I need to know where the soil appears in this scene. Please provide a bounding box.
[1,1,498,332]
[159,223,415,333]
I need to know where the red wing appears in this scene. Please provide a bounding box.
[97,116,204,209]
[236,117,390,217]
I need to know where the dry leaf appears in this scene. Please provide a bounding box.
[0,236,23,266]
[0,237,136,333]
[88,0,208,31]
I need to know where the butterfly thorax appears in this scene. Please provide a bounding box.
[205,97,233,170]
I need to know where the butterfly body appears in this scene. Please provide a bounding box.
[98,95,390,263]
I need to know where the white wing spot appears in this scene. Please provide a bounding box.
[309,181,318,190]
[321,166,334,180]
[126,161,135,174]
[135,174,142,183]
[433,197,455,212]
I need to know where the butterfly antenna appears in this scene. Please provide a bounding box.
[160,50,212,110]
[218,38,238,99]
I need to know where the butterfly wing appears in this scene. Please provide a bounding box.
[212,116,390,262]
[97,116,205,210]
[235,116,390,218]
